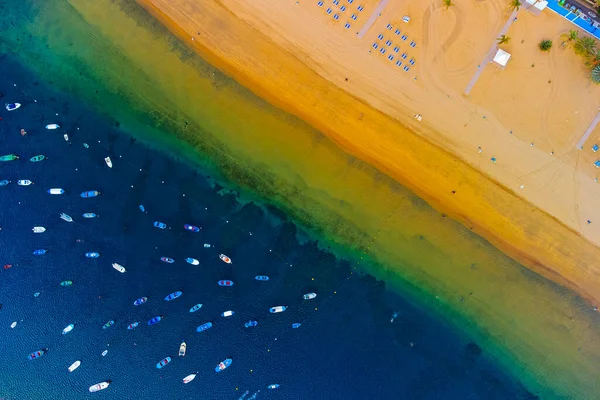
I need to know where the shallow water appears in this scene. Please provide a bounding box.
[0,0,600,398]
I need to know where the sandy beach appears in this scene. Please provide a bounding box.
[135,0,600,305]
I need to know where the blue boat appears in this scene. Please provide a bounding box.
[139,204,145,212]
[160,257,175,263]
[133,297,148,306]
[244,320,258,328]
[185,258,200,265]
[82,213,97,218]
[127,322,139,330]
[85,252,100,258]
[80,190,100,198]
[292,323,302,329]
[33,249,47,256]
[184,224,200,232]
[164,291,182,301]
[196,322,213,332]
[102,320,115,329]
[189,304,203,312]
[0,180,10,186]
[255,275,269,281]
[215,358,232,373]
[268,384,280,389]
[156,357,171,369]
[28,348,48,360]
[153,221,167,229]
[148,316,163,326]
[218,280,234,287]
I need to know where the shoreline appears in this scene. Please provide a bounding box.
[137,0,600,307]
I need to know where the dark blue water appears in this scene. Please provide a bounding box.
[0,56,537,399]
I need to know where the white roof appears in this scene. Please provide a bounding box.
[534,1,548,11]
[493,48,511,67]
[525,0,536,5]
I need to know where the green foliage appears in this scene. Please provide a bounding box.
[538,40,552,52]
[591,65,600,84]
[497,35,511,45]
[574,36,597,57]
[560,30,578,48]
[509,0,522,11]
[442,0,455,9]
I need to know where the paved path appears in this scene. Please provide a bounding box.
[576,110,600,149]
[357,0,391,39]
[464,8,520,95]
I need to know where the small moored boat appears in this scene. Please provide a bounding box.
[48,188,65,195]
[102,320,115,329]
[148,316,163,326]
[255,275,269,281]
[156,357,171,369]
[68,360,81,372]
[60,213,73,222]
[32,226,46,233]
[102,349,108,356]
[63,134,69,141]
[17,180,32,186]
[189,304,203,312]
[89,381,111,393]
[28,348,48,360]
[219,254,232,264]
[292,323,302,329]
[0,154,19,161]
[127,322,139,330]
[183,373,197,384]
[0,180,10,186]
[112,263,126,273]
[133,297,148,306]
[62,323,75,335]
[5,103,21,111]
[60,280,73,286]
[83,213,97,218]
[196,322,212,332]
[104,157,112,168]
[80,190,100,198]
[153,221,167,229]
[244,320,258,328]
[164,291,182,301]
[269,306,287,314]
[221,310,234,317]
[185,258,200,265]
[30,155,45,162]
[139,204,145,212]
[215,358,232,373]
[179,342,186,357]
[45,124,60,130]
[11,321,17,328]
[303,292,317,300]
[218,280,234,287]
[161,257,174,263]
[33,249,47,256]
[184,224,200,232]
[85,252,100,258]
[268,384,280,389]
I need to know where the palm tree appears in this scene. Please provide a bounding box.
[497,35,511,45]
[539,39,553,52]
[509,0,522,11]
[574,36,598,57]
[586,50,600,68]
[442,0,455,9]
[591,65,600,84]
[560,29,579,48]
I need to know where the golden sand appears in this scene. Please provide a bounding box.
[136,0,600,305]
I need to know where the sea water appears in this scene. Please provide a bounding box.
[0,55,536,399]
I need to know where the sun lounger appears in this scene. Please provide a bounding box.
[396,60,403,67]
[401,53,407,59]
[333,14,340,20]
[386,24,393,30]
[348,0,354,3]
[351,14,357,20]
[408,59,416,66]
[394,29,401,35]
[388,55,394,61]
[379,47,386,54]
[345,22,351,28]
[403,65,410,71]
[333,0,340,5]
[385,40,392,46]
[592,144,599,152]
[372,43,379,49]
[340,5,346,11]
[595,160,600,168]
[326,7,332,14]
[402,16,410,23]
[393,46,399,53]
[377,33,384,40]
[357,5,364,11]
[317,1,323,6]
[401,35,408,41]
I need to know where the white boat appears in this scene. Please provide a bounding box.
[104,157,112,168]
[112,263,126,273]
[89,381,110,393]
[179,342,186,357]
[269,306,287,313]
[303,292,317,300]
[203,243,211,248]
[221,310,234,317]
[60,213,73,222]
[101,349,108,357]
[219,254,232,264]
[63,134,69,141]
[182,373,197,384]
[6,103,21,111]
[32,226,46,233]
[45,124,60,130]
[62,323,75,335]
[10,321,17,329]
[48,188,65,195]
[68,360,81,372]
[17,180,32,186]
[185,258,200,265]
